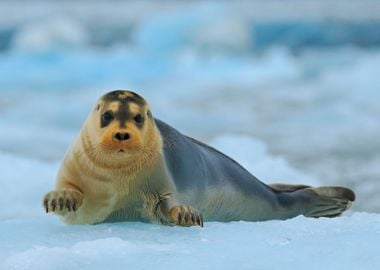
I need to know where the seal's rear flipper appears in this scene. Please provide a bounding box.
[302,186,356,218]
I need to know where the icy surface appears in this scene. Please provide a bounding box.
[1,214,379,270]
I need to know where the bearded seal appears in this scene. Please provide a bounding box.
[43,90,355,227]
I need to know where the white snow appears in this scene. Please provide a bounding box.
[0,152,58,221]
[1,214,379,270]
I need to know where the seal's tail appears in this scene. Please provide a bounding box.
[302,186,355,217]
[270,184,356,218]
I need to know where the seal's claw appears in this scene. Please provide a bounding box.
[43,198,49,213]
[59,197,64,211]
[72,199,77,211]
[51,199,57,211]
[169,205,203,227]
[66,199,72,212]
[42,189,83,214]
[196,215,204,227]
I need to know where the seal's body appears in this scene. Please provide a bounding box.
[43,90,355,227]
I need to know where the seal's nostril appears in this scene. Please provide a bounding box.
[114,132,131,141]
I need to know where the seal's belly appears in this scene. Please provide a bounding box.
[176,184,279,222]
[104,198,153,223]
[104,207,147,222]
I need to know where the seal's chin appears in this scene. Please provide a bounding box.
[115,147,139,156]
[99,138,142,156]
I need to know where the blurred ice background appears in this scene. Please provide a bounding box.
[1,1,380,269]
[1,0,378,212]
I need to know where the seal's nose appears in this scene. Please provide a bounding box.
[113,132,131,141]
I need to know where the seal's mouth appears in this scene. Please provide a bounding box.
[118,149,125,153]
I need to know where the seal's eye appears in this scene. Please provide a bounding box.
[134,114,144,124]
[101,111,114,128]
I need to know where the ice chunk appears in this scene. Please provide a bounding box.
[12,17,89,52]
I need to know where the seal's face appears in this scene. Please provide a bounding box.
[91,90,153,156]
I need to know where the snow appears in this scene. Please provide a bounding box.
[1,214,379,270]
[1,1,380,269]
[0,152,58,220]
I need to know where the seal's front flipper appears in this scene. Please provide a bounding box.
[302,186,355,218]
[43,189,83,214]
[168,205,203,227]
[157,193,203,227]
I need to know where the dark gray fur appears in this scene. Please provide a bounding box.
[155,119,355,221]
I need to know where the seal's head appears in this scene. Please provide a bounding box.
[84,90,158,160]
